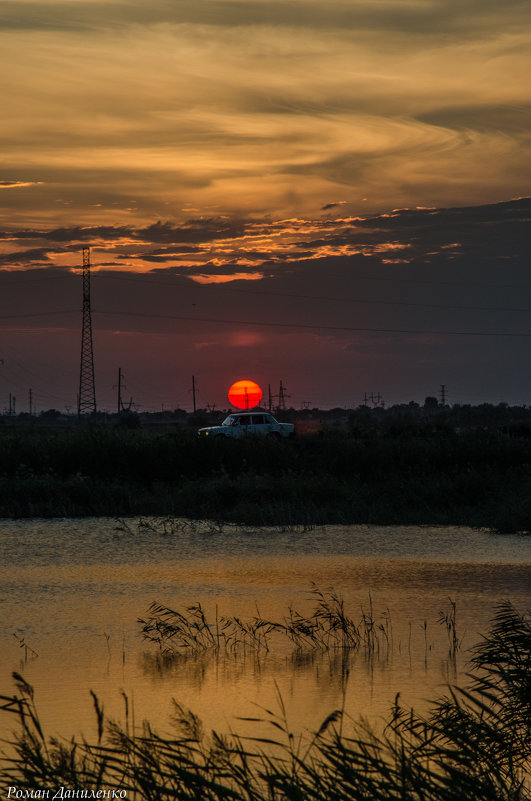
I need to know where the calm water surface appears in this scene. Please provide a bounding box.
[0,518,529,743]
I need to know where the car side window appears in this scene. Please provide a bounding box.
[251,415,264,425]
[239,417,249,426]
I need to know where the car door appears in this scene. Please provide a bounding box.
[263,414,278,434]
[237,415,251,437]
[229,416,244,438]
[250,414,267,435]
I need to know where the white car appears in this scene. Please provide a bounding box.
[198,412,294,439]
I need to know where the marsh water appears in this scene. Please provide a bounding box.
[0,518,530,745]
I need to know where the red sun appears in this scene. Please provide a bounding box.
[228,379,263,409]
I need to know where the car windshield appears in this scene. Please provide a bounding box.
[222,415,240,426]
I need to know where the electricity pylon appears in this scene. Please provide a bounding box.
[78,247,97,416]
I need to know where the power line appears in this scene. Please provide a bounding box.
[99,272,531,314]
[2,263,530,293]
[297,264,531,289]
[94,308,531,338]
[0,273,72,286]
[0,338,77,402]
[0,310,78,320]
[0,271,528,317]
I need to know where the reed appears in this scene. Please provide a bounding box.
[439,598,461,658]
[11,633,39,664]
[139,588,384,656]
[0,602,529,800]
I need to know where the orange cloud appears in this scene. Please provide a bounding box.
[0,181,43,189]
[190,272,264,284]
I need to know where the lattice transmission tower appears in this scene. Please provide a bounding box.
[78,247,97,416]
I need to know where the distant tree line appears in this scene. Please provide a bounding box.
[2,399,529,436]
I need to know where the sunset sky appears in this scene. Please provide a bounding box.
[1,0,530,412]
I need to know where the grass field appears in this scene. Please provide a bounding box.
[0,424,529,531]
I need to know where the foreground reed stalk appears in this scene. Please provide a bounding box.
[0,602,529,800]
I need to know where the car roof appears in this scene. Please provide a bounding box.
[229,410,269,415]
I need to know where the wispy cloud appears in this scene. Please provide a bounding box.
[4,0,530,36]
[0,180,43,189]
[1,1,530,224]
[190,272,265,285]
[321,201,348,211]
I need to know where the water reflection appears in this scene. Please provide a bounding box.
[137,589,469,737]
[0,517,529,740]
[142,646,364,694]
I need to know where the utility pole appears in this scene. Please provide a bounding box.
[78,247,97,417]
[28,388,33,416]
[191,375,197,413]
[278,380,285,412]
[277,380,290,412]
[117,367,122,414]
[439,384,447,406]
[268,384,273,412]
[114,369,133,413]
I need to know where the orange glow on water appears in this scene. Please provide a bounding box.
[228,379,262,409]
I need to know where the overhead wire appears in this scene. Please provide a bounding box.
[94,308,531,338]
[0,304,527,338]
[98,271,531,314]
[1,265,529,313]
[0,272,73,286]
[2,261,530,291]
[0,265,528,410]
[0,310,78,321]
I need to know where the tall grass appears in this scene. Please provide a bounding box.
[1,602,529,800]
[0,426,529,530]
[139,588,383,656]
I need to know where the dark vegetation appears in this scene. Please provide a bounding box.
[0,402,529,531]
[0,602,529,800]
